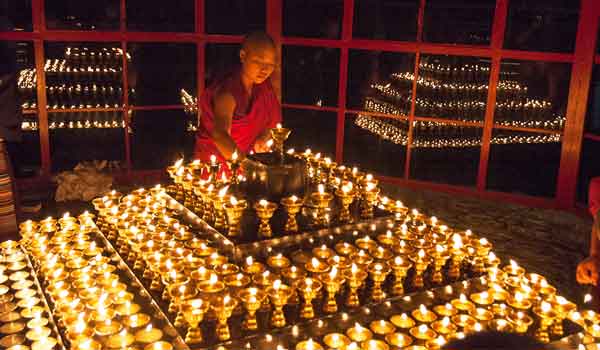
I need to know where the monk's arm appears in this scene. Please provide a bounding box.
[211,91,242,160]
[593,215,600,256]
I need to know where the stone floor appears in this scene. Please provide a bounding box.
[382,183,594,303]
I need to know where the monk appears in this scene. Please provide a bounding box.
[194,31,281,163]
[576,177,600,285]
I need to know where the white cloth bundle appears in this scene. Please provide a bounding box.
[54,160,120,202]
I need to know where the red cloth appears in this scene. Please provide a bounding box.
[194,68,282,162]
[590,177,600,217]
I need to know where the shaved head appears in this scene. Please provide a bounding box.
[241,31,276,54]
[240,31,277,85]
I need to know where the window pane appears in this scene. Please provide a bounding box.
[487,130,562,197]
[205,43,240,88]
[416,55,490,122]
[127,0,194,32]
[283,0,343,39]
[577,138,600,204]
[9,41,40,178]
[353,0,418,42]
[344,114,407,177]
[128,43,196,106]
[585,65,600,135]
[283,45,340,107]
[423,0,495,45]
[283,108,337,158]
[131,110,195,169]
[504,0,580,53]
[347,49,415,114]
[3,1,33,31]
[44,43,124,110]
[409,122,482,186]
[494,60,570,131]
[49,111,125,172]
[206,0,265,34]
[45,0,120,30]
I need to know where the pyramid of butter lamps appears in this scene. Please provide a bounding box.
[166,147,386,238]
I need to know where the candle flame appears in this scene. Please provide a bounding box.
[318,184,325,194]
[418,324,428,333]
[442,316,450,326]
[273,279,282,290]
[585,294,593,303]
[541,301,552,313]
[419,304,427,314]
[230,196,238,206]
[209,273,218,285]
[259,199,269,207]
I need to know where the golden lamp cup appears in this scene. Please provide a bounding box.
[319,267,345,314]
[409,249,431,289]
[389,257,412,296]
[429,245,450,284]
[211,295,238,341]
[310,185,333,226]
[254,200,278,238]
[266,281,292,328]
[237,287,267,331]
[343,264,368,307]
[335,184,355,223]
[532,301,558,343]
[270,123,291,157]
[211,189,229,232]
[472,238,492,274]
[167,282,197,328]
[360,182,379,219]
[368,262,391,303]
[280,195,304,232]
[223,197,247,237]
[181,298,209,344]
[294,277,322,319]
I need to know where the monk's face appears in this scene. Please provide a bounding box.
[240,45,276,84]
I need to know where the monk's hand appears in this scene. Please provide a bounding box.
[577,255,600,285]
[253,140,272,153]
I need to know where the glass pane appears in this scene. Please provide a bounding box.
[44,43,124,110]
[49,111,125,172]
[494,59,571,131]
[577,138,600,204]
[45,0,120,30]
[7,41,40,178]
[487,130,562,197]
[128,43,196,106]
[206,0,265,34]
[416,55,490,122]
[347,49,415,114]
[131,110,194,169]
[127,0,194,32]
[423,0,495,45]
[283,45,340,107]
[504,0,580,53]
[344,114,407,177]
[353,0,418,42]
[205,43,240,88]
[283,0,343,39]
[409,122,482,186]
[585,65,600,135]
[2,1,33,31]
[283,108,337,158]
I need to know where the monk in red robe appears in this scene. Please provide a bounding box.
[576,177,600,285]
[194,32,281,163]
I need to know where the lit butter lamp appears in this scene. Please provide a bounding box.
[360,181,380,219]
[211,295,238,341]
[532,301,558,343]
[238,287,266,331]
[281,195,304,232]
[223,196,247,237]
[448,234,466,279]
[409,249,431,288]
[267,280,292,328]
[343,263,368,307]
[254,199,278,238]
[389,256,412,296]
[310,184,333,227]
[319,266,345,313]
[368,262,391,303]
[270,123,291,160]
[181,298,209,344]
[429,245,450,284]
[336,182,356,223]
[295,277,322,319]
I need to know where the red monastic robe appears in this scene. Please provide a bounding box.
[194,68,282,162]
